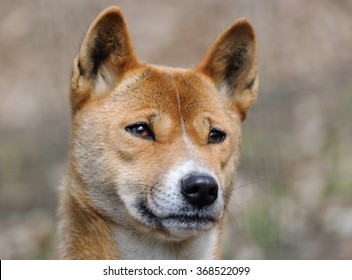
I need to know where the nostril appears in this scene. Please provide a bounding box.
[208,185,218,197]
[181,174,218,208]
[184,183,199,194]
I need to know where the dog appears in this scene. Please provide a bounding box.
[58,6,258,259]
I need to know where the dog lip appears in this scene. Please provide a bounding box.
[138,201,159,222]
[163,214,215,223]
[137,201,216,228]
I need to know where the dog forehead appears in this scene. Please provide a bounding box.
[113,66,221,113]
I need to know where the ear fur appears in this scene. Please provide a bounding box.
[71,7,138,113]
[199,18,258,120]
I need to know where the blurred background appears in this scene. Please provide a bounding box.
[0,0,351,259]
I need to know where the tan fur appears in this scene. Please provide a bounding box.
[58,6,258,259]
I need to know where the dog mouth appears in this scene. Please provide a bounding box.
[136,200,217,231]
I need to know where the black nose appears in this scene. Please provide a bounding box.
[181,174,218,208]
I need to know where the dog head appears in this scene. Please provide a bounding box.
[69,7,258,240]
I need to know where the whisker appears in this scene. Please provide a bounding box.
[233,177,272,190]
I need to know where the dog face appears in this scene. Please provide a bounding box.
[69,7,258,240]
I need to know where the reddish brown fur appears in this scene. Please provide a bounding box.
[58,6,258,259]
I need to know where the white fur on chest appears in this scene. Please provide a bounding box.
[114,227,219,260]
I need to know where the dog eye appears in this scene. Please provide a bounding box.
[125,123,155,140]
[208,129,226,144]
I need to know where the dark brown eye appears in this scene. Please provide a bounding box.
[208,129,226,144]
[125,123,155,140]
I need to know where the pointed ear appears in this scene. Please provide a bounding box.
[199,18,258,120]
[71,7,138,112]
